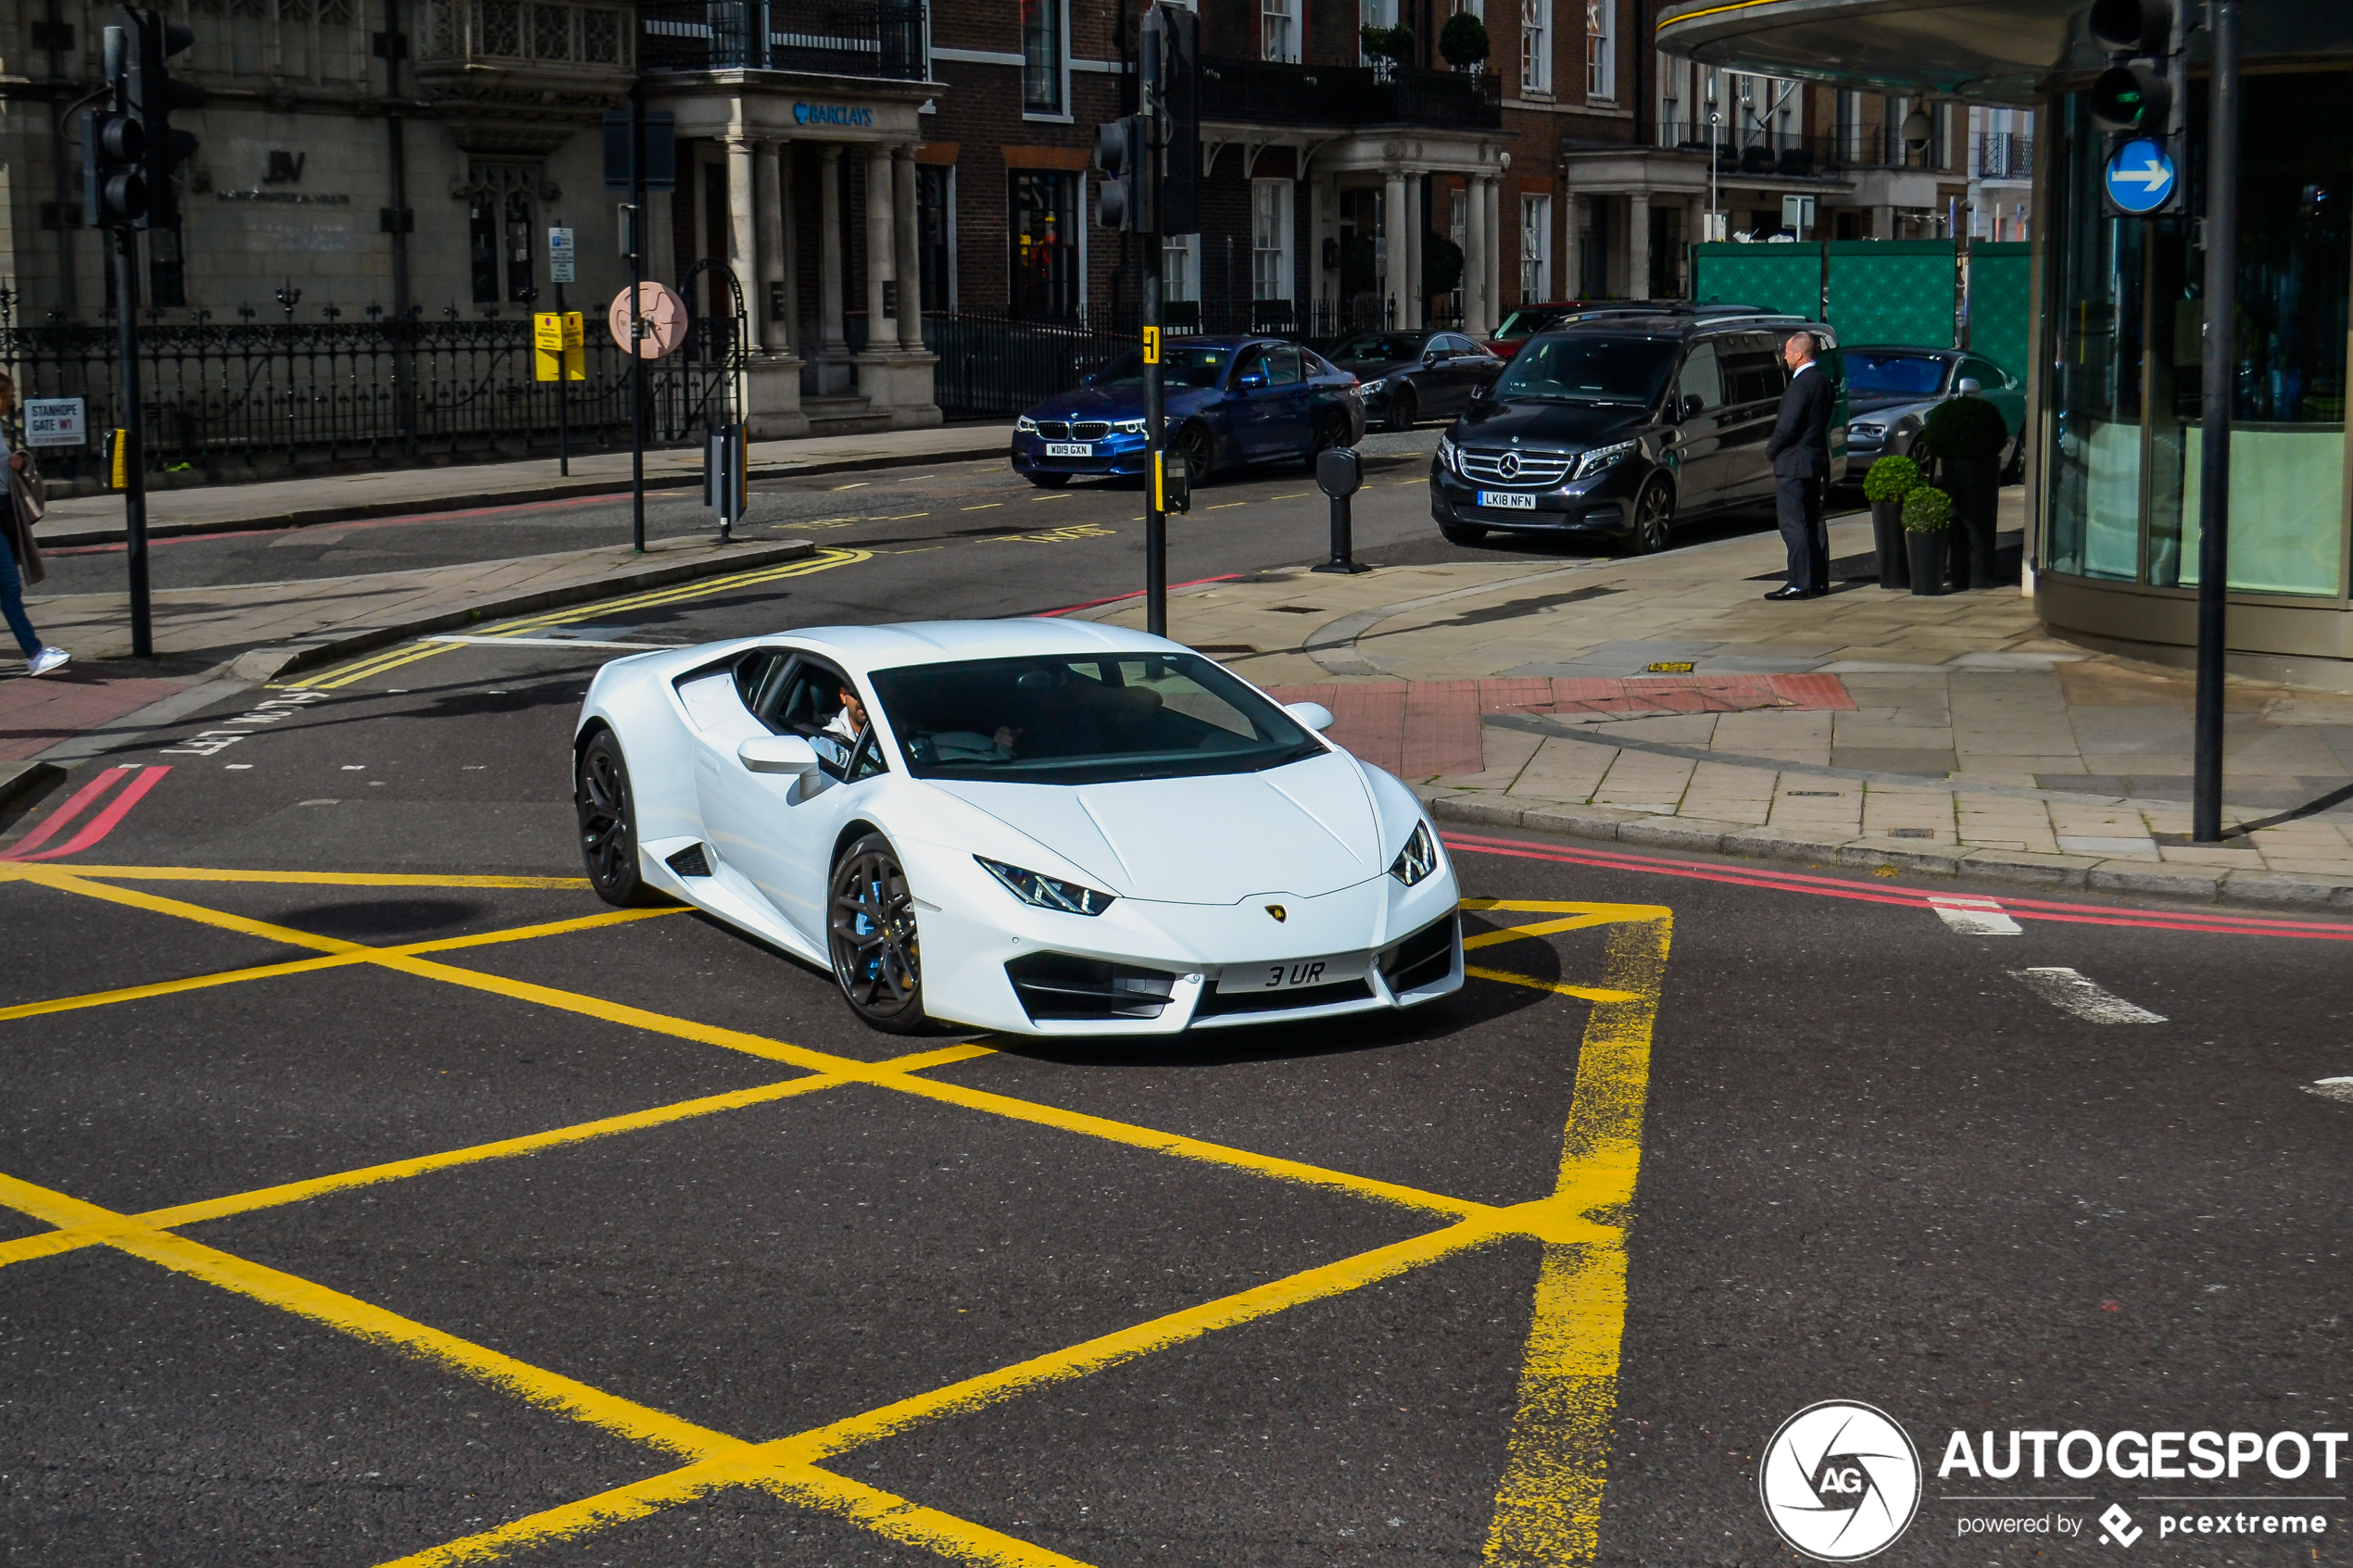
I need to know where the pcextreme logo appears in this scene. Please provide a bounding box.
[1759,1400,1925,1561]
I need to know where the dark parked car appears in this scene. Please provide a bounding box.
[1009,334,1366,489]
[1843,345,2028,481]
[1482,299,1780,360]
[1430,313,1846,553]
[1325,328,1505,431]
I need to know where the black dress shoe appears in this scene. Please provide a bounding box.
[1762,584,1813,600]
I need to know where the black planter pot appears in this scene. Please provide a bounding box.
[1906,529,1950,595]
[1869,499,1910,589]
[1942,456,2002,590]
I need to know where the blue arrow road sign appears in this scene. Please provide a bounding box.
[2105,138,2178,215]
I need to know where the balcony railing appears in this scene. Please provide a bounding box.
[1652,119,1963,176]
[1199,57,1502,131]
[1972,132,2035,180]
[417,0,632,71]
[639,0,926,79]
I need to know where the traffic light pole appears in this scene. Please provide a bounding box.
[1140,20,1167,638]
[114,222,151,659]
[2192,0,2238,843]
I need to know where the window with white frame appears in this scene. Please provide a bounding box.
[1585,0,1614,99]
[1163,234,1200,308]
[1021,0,1065,117]
[1360,0,1395,63]
[1520,0,1550,93]
[1262,0,1298,62]
[1450,0,1483,15]
[1451,186,1467,251]
[1252,180,1294,300]
[1519,193,1551,301]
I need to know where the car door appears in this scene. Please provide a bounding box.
[1420,334,1468,415]
[1961,355,2026,442]
[1263,344,1315,456]
[1718,334,1789,501]
[1222,345,1277,460]
[1665,339,1730,509]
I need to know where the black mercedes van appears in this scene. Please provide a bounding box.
[1428,313,1846,553]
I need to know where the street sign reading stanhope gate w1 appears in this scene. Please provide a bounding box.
[2104,137,2179,216]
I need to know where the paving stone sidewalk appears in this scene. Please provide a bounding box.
[1071,492,2353,906]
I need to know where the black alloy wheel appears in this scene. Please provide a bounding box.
[1629,478,1675,555]
[828,832,927,1034]
[1026,470,1072,488]
[575,729,651,907]
[1172,422,1214,488]
[1388,384,1418,433]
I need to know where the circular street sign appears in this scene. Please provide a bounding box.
[608,282,689,359]
[2103,137,2178,216]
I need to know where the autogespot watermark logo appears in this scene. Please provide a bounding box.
[1760,1401,1925,1561]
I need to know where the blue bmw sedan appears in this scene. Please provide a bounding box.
[1010,334,1366,489]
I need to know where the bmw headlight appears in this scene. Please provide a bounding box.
[1015,415,1039,433]
[1389,822,1440,887]
[1113,418,1148,434]
[1359,377,1388,396]
[1571,439,1640,482]
[1438,433,1459,471]
[976,856,1115,916]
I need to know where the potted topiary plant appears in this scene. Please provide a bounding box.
[1859,453,1919,590]
[1918,394,2008,590]
[1361,24,1415,79]
[1440,10,1491,73]
[1901,484,1953,596]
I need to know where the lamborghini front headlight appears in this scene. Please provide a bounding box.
[1389,822,1440,887]
[976,856,1116,915]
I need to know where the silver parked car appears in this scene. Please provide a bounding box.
[1843,346,2028,483]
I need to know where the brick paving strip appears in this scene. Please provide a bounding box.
[1076,496,2353,909]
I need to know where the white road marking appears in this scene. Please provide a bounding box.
[1930,895,2022,936]
[2304,1076,2353,1106]
[2010,967,2167,1023]
[224,763,252,771]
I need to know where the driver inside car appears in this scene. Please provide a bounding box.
[822,683,868,746]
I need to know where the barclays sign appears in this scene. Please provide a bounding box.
[794,103,875,127]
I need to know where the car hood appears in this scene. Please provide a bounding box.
[922,751,1383,903]
[1455,397,1651,449]
[1848,392,1936,420]
[1330,357,1416,379]
[1025,383,1218,423]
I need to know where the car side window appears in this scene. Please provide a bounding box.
[1678,342,1727,410]
[1722,349,1783,406]
[1442,333,1480,356]
[768,658,861,778]
[734,648,793,714]
[1266,345,1302,385]
[1232,345,1269,389]
[847,729,889,783]
[1961,356,2006,390]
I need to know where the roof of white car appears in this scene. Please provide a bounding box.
[780,619,1185,671]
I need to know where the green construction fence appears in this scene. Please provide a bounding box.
[1690,239,2034,380]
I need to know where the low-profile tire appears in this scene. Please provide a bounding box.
[1628,477,1675,555]
[1440,518,1486,546]
[1388,385,1418,433]
[828,832,928,1035]
[575,728,653,908]
[1025,470,1072,488]
[1303,409,1346,470]
[1172,421,1214,489]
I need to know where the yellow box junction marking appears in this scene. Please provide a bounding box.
[0,869,1671,1568]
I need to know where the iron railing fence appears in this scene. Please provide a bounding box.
[1199,57,1502,130]
[1652,119,1966,177]
[638,0,925,78]
[1972,132,2035,180]
[0,309,740,482]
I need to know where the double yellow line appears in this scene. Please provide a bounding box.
[291,546,873,691]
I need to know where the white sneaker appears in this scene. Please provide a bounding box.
[27,647,69,677]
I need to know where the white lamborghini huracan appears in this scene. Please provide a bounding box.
[572,620,1462,1035]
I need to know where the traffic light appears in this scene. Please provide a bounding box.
[1151,3,1200,237]
[2089,58,2170,133]
[127,8,202,231]
[2087,0,2183,215]
[82,102,148,226]
[1095,115,1148,232]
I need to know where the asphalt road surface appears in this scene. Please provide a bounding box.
[0,456,2345,1568]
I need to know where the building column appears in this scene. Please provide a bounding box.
[778,146,801,352]
[1382,170,1407,327]
[819,145,848,356]
[1463,177,1489,335]
[1627,195,1652,302]
[1403,179,1424,328]
[893,145,922,350]
[864,149,894,348]
[727,138,761,351]
[1481,177,1502,318]
[753,140,786,355]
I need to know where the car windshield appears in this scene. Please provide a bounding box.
[1492,308,1565,340]
[1493,334,1678,406]
[871,652,1323,785]
[1092,346,1231,391]
[1844,353,1948,396]
[1327,332,1428,366]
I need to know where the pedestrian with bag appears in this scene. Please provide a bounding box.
[0,371,69,677]
[1762,330,1835,600]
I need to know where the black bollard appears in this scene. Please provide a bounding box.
[1312,446,1371,575]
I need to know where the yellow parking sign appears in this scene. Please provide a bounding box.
[533,311,585,382]
[1142,325,1160,365]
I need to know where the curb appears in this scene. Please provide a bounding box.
[1421,790,2353,913]
[232,537,820,683]
[37,440,1012,550]
[0,759,67,816]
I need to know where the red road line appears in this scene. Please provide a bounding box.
[1441,831,2353,942]
[6,766,171,863]
[1032,574,1244,618]
[1,768,132,859]
[42,492,630,557]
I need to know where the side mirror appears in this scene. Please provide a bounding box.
[1957,376,1983,395]
[1284,701,1336,733]
[1239,372,1268,392]
[1682,393,1706,420]
[737,734,821,776]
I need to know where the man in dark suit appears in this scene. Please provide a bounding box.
[1763,330,1835,599]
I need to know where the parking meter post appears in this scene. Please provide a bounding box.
[1311,446,1370,575]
